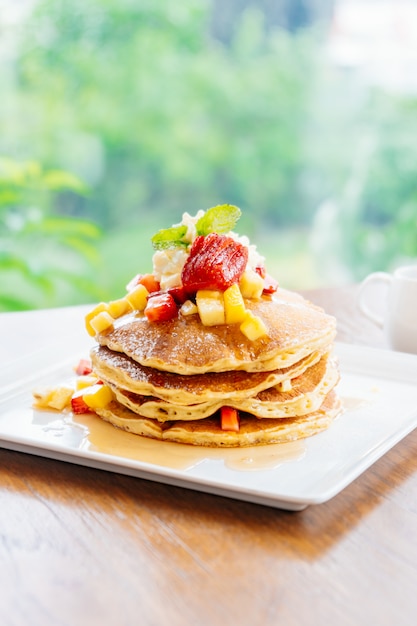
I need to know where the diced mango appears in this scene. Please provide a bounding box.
[89,311,114,334]
[224,283,247,324]
[125,284,149,311]
[32,385,74,410]
[32,387,54,409]
[82,383,114,409]
[85,302,109,336]
[180,300,199,316]
[107,298,132,318]
[75,374,100,390]
[239,269,264,300]
[48,385,75,410]
[196,290,225,326]
[240,311,268,341]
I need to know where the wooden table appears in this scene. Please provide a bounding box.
[1,285,417,626]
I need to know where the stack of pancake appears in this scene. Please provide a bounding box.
[89,288,342,447]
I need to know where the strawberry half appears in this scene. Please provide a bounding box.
[144,292,178,322]
[181,233,248,294]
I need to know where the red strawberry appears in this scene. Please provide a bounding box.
[167,285,188,305]
[144,293,178,322]
[126,273,160,293]
[262,274,279,295]
[181,233,248,294]
[74,358,92,376]
[71,390,93,415]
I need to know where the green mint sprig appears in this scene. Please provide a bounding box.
[151,204,242,250]
[196,204,241,236]
[151,225,188,250]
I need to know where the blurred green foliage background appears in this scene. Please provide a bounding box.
[1,0,416,310]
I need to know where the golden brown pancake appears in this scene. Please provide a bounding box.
[107,355,339,422]
[96,289,336,375]
[91,344,324,404]
[94,391,342,447]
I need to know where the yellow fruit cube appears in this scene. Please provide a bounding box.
[75,374,100,390]
[89,311,114,334]
[240,311,268,341]
[85,302,109,336]
[224,284,247,324]
[107,298,132,318]
[180,300,198,316]
[48,385,75,410]
[33,385,74,410]
[239,269,264,300]
[32,387,55,409]
[82,384,114,409]
[125,284,149,311]
[196,290,225,326]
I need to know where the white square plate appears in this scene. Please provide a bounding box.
[1,340,417,511]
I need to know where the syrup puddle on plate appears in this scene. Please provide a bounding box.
[72,412,306,472]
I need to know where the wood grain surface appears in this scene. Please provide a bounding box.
[1,285,417,626]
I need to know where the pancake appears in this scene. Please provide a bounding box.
[96,289,336,375]
[81,205,343,448]
[107,355,339,422]
[90,344,324,404]
[94,391,342,447]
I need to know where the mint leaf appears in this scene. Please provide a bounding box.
[196,204,242,236]
[151,225,188,250]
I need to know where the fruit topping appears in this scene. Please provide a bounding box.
[220,406,240,432]
[126,284,149,311]
[181,233,248,294]
[74,358,93,376]
[239,268,265,300]
[144,292,178,322]
[240,311,268,341]
[196,290,225,326]
[262,273,279,295]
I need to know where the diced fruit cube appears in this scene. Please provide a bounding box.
[71,390,93,414]
[74,358,93,376]
[181,233,248,294]
[220,406,240,432]
[255,265,266,279]
[32,387,54,409]
[85,303,109,336]
[196,290,225,326]
[33,385,74,410]
[239,269,264,300]
[89,311,114,335]
[107,298,132,318]
[167,286,188,305]
[180,300,198,316]
[125,284,149,311]
[81,383,114,410]
[223,284,247,324]
[126,273,160,293]
[144,293,178,322]
[262,273,279,295]
[240,311,268,341]
[75,374,100,390]
[47,385,75,410]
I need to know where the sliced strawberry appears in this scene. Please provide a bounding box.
[144,293,178,322]
[74,358,93,376]
[262,274,279,295]
[181,233,248,294]
[220,406,240,432]
[167,285,188,305]
[255,265,266,279]
[71,390,93,415]
[126,273,160,293]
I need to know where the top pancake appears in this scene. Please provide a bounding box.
[96,289,336,375]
